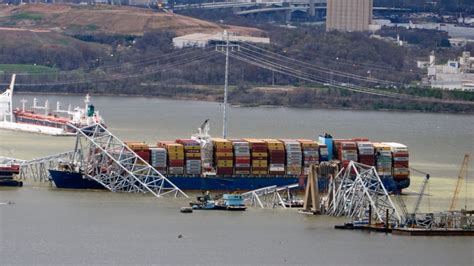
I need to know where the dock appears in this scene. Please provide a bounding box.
[334,223,393,233]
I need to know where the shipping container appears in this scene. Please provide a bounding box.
[382,142,409,181]
[298,139,320,175]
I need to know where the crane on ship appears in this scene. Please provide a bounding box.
[449,153,470,212]
[394,166,430,227]
[410,167,430,217]
[191,119,214,173]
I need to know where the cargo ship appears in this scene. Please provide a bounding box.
[48,129,410,193]
[0,75,105,136]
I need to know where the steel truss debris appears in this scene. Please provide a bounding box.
[242,183,300,209]
[408,211,473,229]
[0,156,25,166]
[67,123,188,198]
[19,151,74,182]
[327,161,401,225]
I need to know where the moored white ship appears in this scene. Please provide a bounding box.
[0,74,105,136]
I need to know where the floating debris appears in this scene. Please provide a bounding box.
[180,207,193,213]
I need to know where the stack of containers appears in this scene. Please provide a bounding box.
[280,139,302,176]
[149,147,167,173]
[213,138,234,175]
[383,142,409,181]
[319,144,329,162]
[263,139,285,175]
[373,143,393,178]
[125,141,150,165]
[244,139,268,175]
[297,139,320,175]
[338,141,358,169]
[158,141,184,175]
[231,140,251,175]
[356,141,375,166]
[332,139,353,160]
[176,139,202,175]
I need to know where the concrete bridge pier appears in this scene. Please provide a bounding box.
[308,0,315,17]
[285,9,292,22]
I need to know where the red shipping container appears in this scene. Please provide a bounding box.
[168,160,184,167]
[352,138,370,141]
[235,157,251,163]
[136,151,150,162]
[394,162,409,168]
[216,168,233,175]
[393,175,409,181]
[215,156,234,161]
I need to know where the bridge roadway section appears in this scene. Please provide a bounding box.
[172,1,410,18]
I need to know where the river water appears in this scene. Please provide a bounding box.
[1,95,473,265]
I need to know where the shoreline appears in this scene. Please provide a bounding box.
[14,91,474,115]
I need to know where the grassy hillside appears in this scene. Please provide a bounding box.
[0,4,263,36]
[0,64,56,74]
[0,28,111,70]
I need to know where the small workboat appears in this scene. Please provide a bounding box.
[190,192,246,211]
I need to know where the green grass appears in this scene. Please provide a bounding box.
[86,24,99,31]
[10,12,43,21]
[0,64,57,74]
[56,38,71,46]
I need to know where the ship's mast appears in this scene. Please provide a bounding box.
[85,94,90,111]
[44,100,49,116]
[21,99,27,112]
[8,74,15,122]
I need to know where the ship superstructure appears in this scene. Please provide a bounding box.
[0,75,105,136]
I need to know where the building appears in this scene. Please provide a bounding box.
[449,38,474,48]
[326,0,373,32]
[424,51,474,91]
[172,32,270,49]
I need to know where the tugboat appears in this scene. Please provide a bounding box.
[216,194,247,211]
[190,191,246,211]
[0,159,22,187]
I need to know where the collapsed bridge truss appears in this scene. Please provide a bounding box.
[68,123,188,198]
[327,161,401,225]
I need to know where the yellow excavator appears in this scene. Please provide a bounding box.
[449,153,470,212]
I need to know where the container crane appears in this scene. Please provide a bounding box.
[396,167,430,227]
[449,154,470,212]
[410,168,430,216]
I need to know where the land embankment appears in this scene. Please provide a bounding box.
[1,4,473,114]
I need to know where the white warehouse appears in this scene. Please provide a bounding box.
[173,32,270,49]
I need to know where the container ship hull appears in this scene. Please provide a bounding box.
[49,170,407,192]
[0,121,73,136]
[49,170,303,191]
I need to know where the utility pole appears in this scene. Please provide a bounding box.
[223,30,229,139]
[216,31,239,139]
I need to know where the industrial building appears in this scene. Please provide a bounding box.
[172,32,270,49]
[326,0,373,32]
[422,51,474,91]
